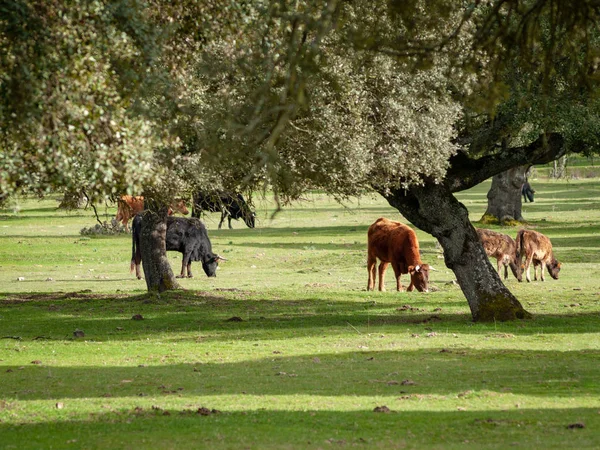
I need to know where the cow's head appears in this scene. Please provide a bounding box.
[512,258,524,282]
[202,254,227,277]
[172,199,190,216]
[243,211,256,228]
[408,264,430,292]
[547,259,561,280]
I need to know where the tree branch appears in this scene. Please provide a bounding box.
[445,132,569,192]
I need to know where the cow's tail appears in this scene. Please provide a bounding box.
[115,203,123,223]
[514,229,526,282]
[130,216,142,278]
[515,229,527,266]
[515,230,524,258]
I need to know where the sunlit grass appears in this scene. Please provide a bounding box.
[1,170,600,448]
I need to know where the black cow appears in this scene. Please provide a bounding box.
[130,215,224,279]
[192,191,255,229]
[522,181,535,202]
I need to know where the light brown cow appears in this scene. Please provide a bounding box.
[476,228,521,281]
[115,195,189,232]
[367,217,430,292]
[516,229,561,282]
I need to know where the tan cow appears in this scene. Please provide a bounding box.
[516,229,561,282]
[115,195,189,232]
[476,228,521,281]
[367,217,430,292]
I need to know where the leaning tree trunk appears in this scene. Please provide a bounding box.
[482,165,528,222]
[139,201,180,293]
[383,183,530,322]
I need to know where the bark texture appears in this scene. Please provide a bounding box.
[383,184,530,321]
[139,206,180,293]
[483,166,528,222]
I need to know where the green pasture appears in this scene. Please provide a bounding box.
[1,171,600,449]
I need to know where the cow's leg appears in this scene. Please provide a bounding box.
[525,255,533,282]
[186,262,193,278]
[539,263,546,281]
[177,252,191,278]
[496,259,504,278]
[218,212,225,229]
[228,216,233,229]
[391,262,405,291]
[367,255,377,291]
[378,262,389,291]
[176,259,186,278]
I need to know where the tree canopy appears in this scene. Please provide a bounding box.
[3,1,600,201]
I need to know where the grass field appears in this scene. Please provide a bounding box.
[1,169,600,449]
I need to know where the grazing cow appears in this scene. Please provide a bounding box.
[192,191,255,229]
[116,195,189,232]
[522,181,535,202]
[476,228,521,281]
[516,229,561,282]
[367,217,430,292]
[130,215,224,279]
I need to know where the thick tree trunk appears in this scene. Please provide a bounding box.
[139,204,180,293]
[483,166,527,222]
[383,184,530,322]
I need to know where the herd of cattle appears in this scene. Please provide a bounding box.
[117,191,254,279]
[116,191,256,232]
[118,193,561,290]
[365,218,560,294]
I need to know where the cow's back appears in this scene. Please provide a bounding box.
[117,195,144,224]
[517,229,553,261]
[368,217,420,265]
[166,217,213,261]
[477,228,516,258]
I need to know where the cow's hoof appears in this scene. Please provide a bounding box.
[187,275,194,278]
[176,275,184,278]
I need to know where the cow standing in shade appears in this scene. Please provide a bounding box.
[116,195,189,232]
[516,229,561,282]
[476,228,521,281]
[130,215,225,279]
[367,217,430,292]
[192,191,255,229]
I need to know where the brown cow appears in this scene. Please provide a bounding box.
[476,228,521,281]
[516,229,561,282]
[115,195,189,232]
[367,217,430,292]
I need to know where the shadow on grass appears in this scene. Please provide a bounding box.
[1,292,599,342]
[2,347,600,400]
[0,407,597,449]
